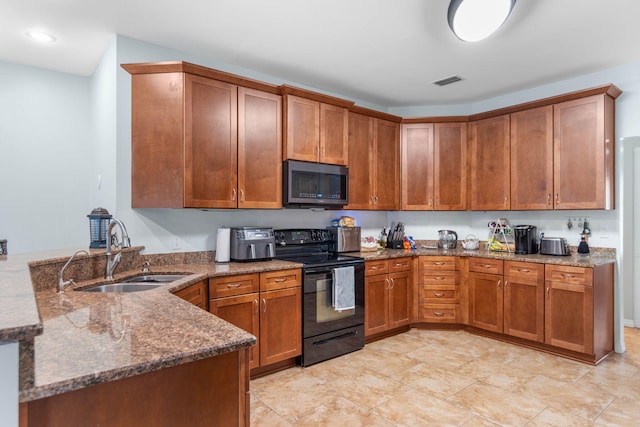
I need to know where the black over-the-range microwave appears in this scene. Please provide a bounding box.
[283,160,348,208]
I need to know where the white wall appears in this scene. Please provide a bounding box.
[0,61,92,254]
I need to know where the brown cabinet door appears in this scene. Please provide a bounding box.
[174,281,207,310]
[389,271,411,329]
[284,95,320,162]
[237,87,282,208]
[259,287,302,366]
[365,274,390,336]
[470,115,510,210]
[320,103,348,165]
[510,106,554,210]
[434,122,468,210]
[373,119,400,210]
[345,112,374,209]
[553,95,611,209]
[468,272,503,333]
[503,276,544,342]
[545,281,594,354]
[210,293,260,369]
[401,123,434,210]
[184,74,238,208]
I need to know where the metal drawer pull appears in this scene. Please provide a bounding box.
[434,262,445,266]
[389,278,395,289]
[262,298,267,313]
[254,299,259,314]
[517,268,530,273]
[434,292,445,297]
[227,283,241,288]
[481,264,492,268]
[561,273,576,278]
[435,276,444,280]
[433,311,445,317]
[394,263,406,267]
[497,280,502,288]
[385,278,390,290]
[371,265,382,270]
[274,278,287,283]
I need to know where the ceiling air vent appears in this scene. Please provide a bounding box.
[433,75,462,86]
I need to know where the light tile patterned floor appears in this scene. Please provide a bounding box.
[250,327,640,426]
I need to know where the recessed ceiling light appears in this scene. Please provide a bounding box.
[448,0,516,42]
[26,30,57,43]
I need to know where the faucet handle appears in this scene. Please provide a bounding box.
[141,261,151,273]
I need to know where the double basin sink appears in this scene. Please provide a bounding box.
[77,274,189,293]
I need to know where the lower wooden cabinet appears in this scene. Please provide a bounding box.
[544,263,613,362]
[468,258,504,332]
[173,280,208,310]
[417,256,460,323]
[209,270,302,370]
[365,258,411,336]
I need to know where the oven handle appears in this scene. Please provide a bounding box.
[303,262,363,274]
[312,330,359,346]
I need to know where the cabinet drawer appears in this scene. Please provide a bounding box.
[419,285,459,303]
[504,261,544,281]
[260,269,301,291]
[420,271,459,285]
[469,258,504,274]
[419,256,457,271]
[418,304,460,323]
[209,273,259,298]
[545,264,592,286]
[389,257,412,272]
[365,259,389,276]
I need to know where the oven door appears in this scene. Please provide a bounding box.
[302,262,364,339]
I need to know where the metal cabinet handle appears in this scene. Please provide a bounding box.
[232,188,237,201]
[518,268,530,273]
[434,311,445,317]
[547,194,551,205]
[262,298,267,313]
[254,299,259,314]
[546,287,550,297]
[385,278,390,290]
[435,196,439,206]
[240,189,245,202]
[227,283,241,289]
[374,195,379,204]
[504,195,508,206]
[434,262,445,266]
[434,292,445,298]
[435,276,445,281]
[429,196,433,206]
[504,280,508,290]
[390,278,395,289]
[556,193,560,204]
[497,280,502,289]
[274,278,287,283]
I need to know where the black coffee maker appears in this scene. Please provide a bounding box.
[514,225,538,254]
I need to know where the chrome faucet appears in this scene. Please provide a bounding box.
[105,218,131,280]
[58,250,89,293]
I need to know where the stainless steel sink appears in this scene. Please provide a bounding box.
[77,274,190,293]
[122,274,189,283]
[81,283,163,293]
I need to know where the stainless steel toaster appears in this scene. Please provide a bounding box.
[327,226,361,253]
[540,237,570,256]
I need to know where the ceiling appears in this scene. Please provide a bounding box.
[3,0,640,107]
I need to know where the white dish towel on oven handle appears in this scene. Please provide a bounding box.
[332,266,355,311]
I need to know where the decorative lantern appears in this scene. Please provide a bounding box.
[87,207,112,249]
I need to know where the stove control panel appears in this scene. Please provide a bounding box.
[274,229,331,246]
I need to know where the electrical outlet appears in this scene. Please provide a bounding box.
[172,237,181,251]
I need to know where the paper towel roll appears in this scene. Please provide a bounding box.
[215,227,230,263]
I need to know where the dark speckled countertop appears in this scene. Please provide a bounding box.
[2,244,615,403]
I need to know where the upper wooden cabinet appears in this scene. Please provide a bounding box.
[553,94,615,209]
[469,115,511,211]
[401,122,467,210]
[283,94,349,165]
[510,106,554,210]
[123,62,282,209]
[346,110,400,210]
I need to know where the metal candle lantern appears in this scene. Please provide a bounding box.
[87,207,112,249]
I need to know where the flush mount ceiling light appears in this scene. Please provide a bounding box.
[26,30,57,43]
[448,0,516,42]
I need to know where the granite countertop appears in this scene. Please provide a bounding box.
[1,248,302,403]
[351,245,617,267]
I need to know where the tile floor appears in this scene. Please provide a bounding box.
[250,327,640,426]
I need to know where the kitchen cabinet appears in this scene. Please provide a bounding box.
[468,259,544,341]
[503,261,545,342]
[283,94,349,165]
[346,109,401,210]
[417,256,460,323]
[401,122,467,210]
[173,280,208,310]
[123,62,282,209]
[544,264,613,362]
[553,94,616,209]
[510,106,554,210]
[364,258,412,337]
[468,258,504,333]
[469,115,511,211]
[209,270,301,371]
